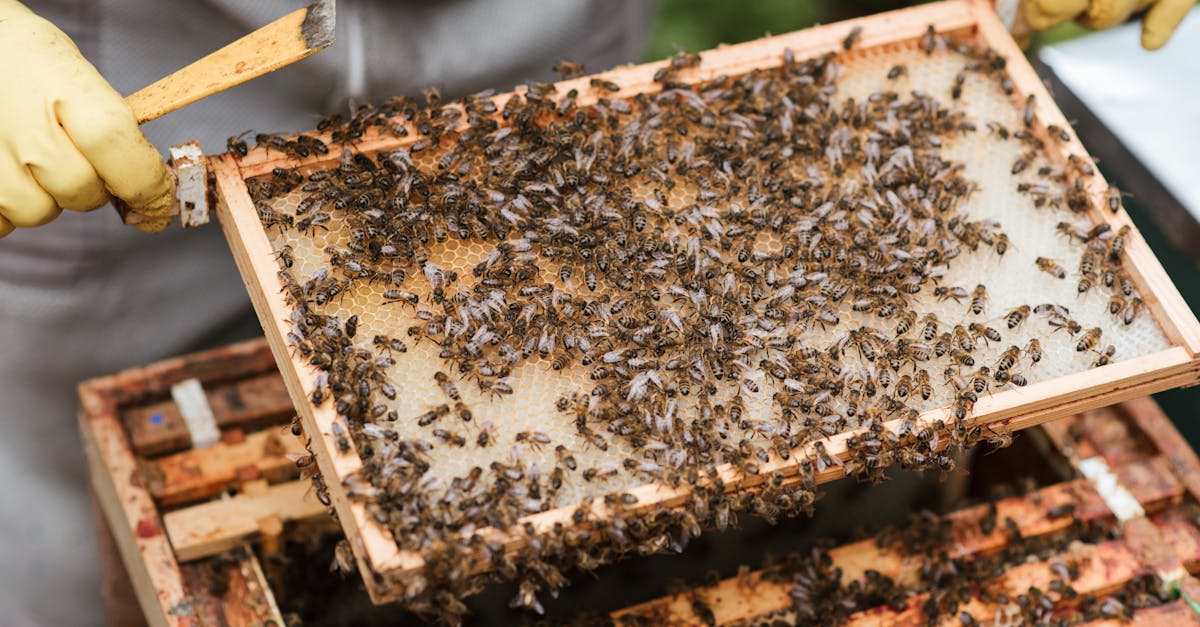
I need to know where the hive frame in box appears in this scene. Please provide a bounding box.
[612,398,1200,625]
[207,0,1200,602]
[79,338,327,626]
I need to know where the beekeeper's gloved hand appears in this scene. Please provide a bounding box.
[1024,0,1195,50]
[0,0,175,238]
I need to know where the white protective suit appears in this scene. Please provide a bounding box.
[0,1,653,624]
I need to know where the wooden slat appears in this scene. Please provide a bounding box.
[844,515,1200,626]
[1122,396,1200,505]
[1083,599,1200,626]
[612,455,1182,625]
[1075,406,1155,467]
[144,427,305,507]
[213,0,1200,600]
[233,1,980,180]
[123,372,294,456]
[91,338,280,409]
[212,154,405,595]
[178,547,284,627]
[164,479,327,561]
[80,387,188,627]
[1041,414,1101,462]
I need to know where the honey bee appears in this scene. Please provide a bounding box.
[985,426,1014,450]
[476,421,497,447]
[421,85,442,107]
[1077,271,1096,295]
[1092,345,1116,368]
[951,349,975,367]
[1118,271,1135,297]
[1068,153,1095,177]
[995,345,1021,373]
[515,430,551,450]
[968,284,988,315]
[914,369,934,400]
[1035,257,1066,279]
[274,245,295,269]
[226,130,252,156]
[1011,151,1032,175]
[1046,124,1070,142]
[1076,327,1102,352]
[812,441,842,473]
[953,325,974,352]
[1123,296,1144,325]
[995,233,1010,255]
[478,378,513,399]
[886,374,908,399]
[918,314,940,341]
[1004,305,1030,329]
[589,77,620,92]
[434,371,460,400]
[935,285,968,303]
[552,59,585,79]
[1109,225,1131,260]
[887,64,907,80]
[969,323,1001,344]
[842,25,863,50]
[383,290,419,306]
[1025,339,1043,364]
[1048,312,1083,335]
[894,309,917,336]
[1022,94,1036,127]
[1107,185,1125,214]
[1104,294,1126,316]
[432,428,467,447]
[921,24,938,54]
[418,404,450,426]
[254,132,292,155]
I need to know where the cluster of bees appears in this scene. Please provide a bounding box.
[247,24,1143,622]
[616,504,1165,626]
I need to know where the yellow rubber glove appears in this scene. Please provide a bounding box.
[0,0,175,239]
[1025,0,1196,49]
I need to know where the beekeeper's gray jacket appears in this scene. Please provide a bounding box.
[0,2,653,624]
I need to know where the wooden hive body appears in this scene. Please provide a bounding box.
[80,339,327,626]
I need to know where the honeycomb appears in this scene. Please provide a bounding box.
[246,33,1170,615]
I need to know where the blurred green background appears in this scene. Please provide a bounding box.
[643,2,1199,438]
[641,0,1090,62]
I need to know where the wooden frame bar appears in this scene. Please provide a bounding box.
[207,0,1200,602]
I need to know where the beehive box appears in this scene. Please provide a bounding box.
[206,0,1200,608]
[612,396,1200,626]
[80,340,1200,624]
[79,338,331,627]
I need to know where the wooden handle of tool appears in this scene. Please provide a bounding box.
[124,0,334,124]
[113,1,333,228]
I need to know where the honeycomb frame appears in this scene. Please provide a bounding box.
[210,0,1200,603]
